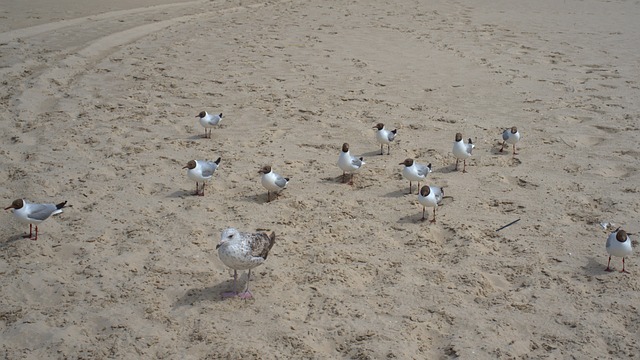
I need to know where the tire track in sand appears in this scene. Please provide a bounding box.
[0,0,282,193]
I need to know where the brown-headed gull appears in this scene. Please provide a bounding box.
[337,143,365,185]
[400,158,432,194]
[500,126,520,158]
[196,111,223,139]
[258,165,289,202]
[373,123,397,155]
[183,157,221,196]
[417,185,444,223]
[452,132,474,173]
[5,199,68,240]
[605,228,633,273]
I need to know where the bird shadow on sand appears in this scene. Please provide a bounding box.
[173,280,240,306]
[491,146,509,155]
[397,213,427,224]
[239,193,269,204]
[0,234,31,248]
[583,256,618,276]
[321,175,351,185]
[384,188,411,198]
[433,164,463,174]
[361,150,386,157]
[187,134,207,140]
[166,190,197,198]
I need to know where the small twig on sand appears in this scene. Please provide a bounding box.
[559,137,576,148]
[496,218,521,232]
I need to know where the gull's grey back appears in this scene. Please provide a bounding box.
[274,174,288,188]
[29,203,60,221]
[416,162,431,177]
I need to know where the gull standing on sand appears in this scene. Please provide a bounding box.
[259,165,289,202]
[373,123,397,155]
[337,143,365,185]
[183,157,221,196]
[500,126,520,158]
[452,132,474,173]
[196,111,223,139]
[605,228,633,273]
[400,158,432,194]
[4,199,68,240]
[217,227,276,299]
[417,185,444,223]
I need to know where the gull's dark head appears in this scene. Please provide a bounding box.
[183,160,197,170]
[400,158,414,167]
[4,199,24,211]
[616,230,628,243]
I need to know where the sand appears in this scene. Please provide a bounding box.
[1,0,640,358]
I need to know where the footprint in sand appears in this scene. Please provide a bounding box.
[562,134,606,148]
[592,124,620,134]
[588,164,632,179]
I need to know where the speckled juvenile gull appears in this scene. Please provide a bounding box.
[5,199,68,240]
[400,158,432,194]
[259,165,289,202]
[337,142,365,185]
[500,126,520,158]
[373,123,397,155]
[196,111,223,138]
[605,228,633,273]
[216,227,276,299]
[417,185,444,223]
[183,157,221,196]
[452,132,474,173]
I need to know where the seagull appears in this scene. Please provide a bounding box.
[500,126,520,158]
[196,111,223,139]
[183,157,221,196]
[452,132,474,173]
[259,165,289,202]
[417,185,444,223]
[4,199,68,240]
[373,123,397,155]
[605,228,633,273]
[400,158,432,194]
[217,227,276,299]
[337,142,365,185]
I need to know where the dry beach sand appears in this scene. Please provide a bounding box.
[1,0,640,358]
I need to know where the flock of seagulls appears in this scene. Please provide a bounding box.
[3,112,635,301]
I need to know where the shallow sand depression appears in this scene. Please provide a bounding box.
[1,0,639,358]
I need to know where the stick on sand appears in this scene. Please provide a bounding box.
[496,218,521,232]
